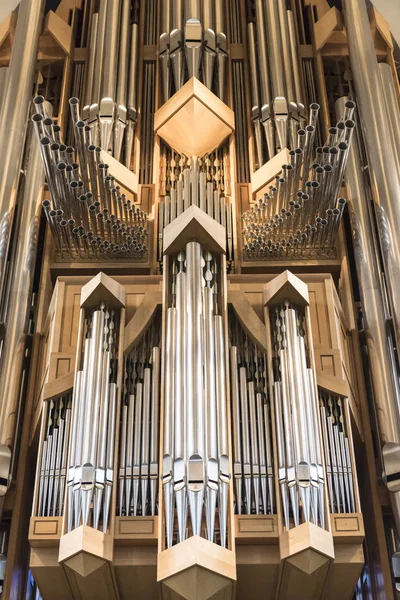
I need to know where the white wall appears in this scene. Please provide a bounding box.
[0,0,20,24]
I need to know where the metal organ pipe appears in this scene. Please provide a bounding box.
[335,97,400,532]
[0,0,44,318]
[163,246,230,548]
[0,99,49,495]
[342,0,400,370]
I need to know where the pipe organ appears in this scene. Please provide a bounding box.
[0,0,399,599]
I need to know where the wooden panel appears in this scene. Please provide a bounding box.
[236,545,279,600]
[115,517,158,546]
[30,547,73,600]
[114,546,159,600]
[323,544,364,600]
[235,515,278,544]
[331,513,365,544]
[29,517,63,548]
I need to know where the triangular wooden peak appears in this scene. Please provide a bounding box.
[154,77,235,157]
[0,11,17,65]
[0,9,72,65]
[38,10,73,62]
[264,270,309,307]
[314,7,347,54]
[163,205,226,256]
[80,272,126,310]
[369,6,393,54]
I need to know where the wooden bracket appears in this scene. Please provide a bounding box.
[124,291,162,354]
[229,290,268,354]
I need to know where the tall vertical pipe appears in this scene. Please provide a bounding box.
[336,96,400,535]
[342,0,400,359]
[0,0,45,312]
[0,0,45,494]
[0,109,49,494]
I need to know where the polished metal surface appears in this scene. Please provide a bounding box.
[0,0,44,313]
[343,0,400,365]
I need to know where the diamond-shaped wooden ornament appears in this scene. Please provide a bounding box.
[163,205,226,256]
[80,272,126,309]
[58,525,113,578]
[263,270,309,308]
[154,77,235,157]
[158,536,236,600]
[277,522,335,599]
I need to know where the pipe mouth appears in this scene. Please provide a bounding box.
[337,197,347,206]
[311,181,320,188]
[32,113,43,122]
[51,143,60,151]
[337,121,345,131]
[333,208,340,215]
[56,209,63,217]
[96,146,102,152]
[57,162,66,170]
[316,166,324,174]
[79,194,87,201]
[298,129,306,136]
[72,162,79,170]
[295,148,302,155]
[76,120,85,128]
[316,147,323,154]
[89,204,97,212]
[338,142,348,151]
[53,125,61,133]
[302,194,309,201]
[66,165,73,172]
[324,165,333,172]
[70,180,78,188]
[68,219,75,226]
[40,136,50,145]
[345,100,356,109]
[322,147,330,154]
[326,209,334,216]
[34,95,45,105]
[310,103,320,111]
[345,119,355,129]
[329,147,338,155]
[306,125,315,133]
[59,144,67,152]
[88,144,96,152]
[69,97,79,105]
[286,165,293,171]
[329,127,337,134]
[49,210,57,217]
[43,117,53,126]
[42,200,51,208]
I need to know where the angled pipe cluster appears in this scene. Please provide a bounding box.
[67,304,120,533]
[159,0,227,103]
[242,101,355,260]
[83,0,140,163]
[162,245,230,548]
[33,96,148,261]
[118,316,161,518]
[246,0,306,165]
[229,314,274,516]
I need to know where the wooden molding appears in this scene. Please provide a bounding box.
[330,513,365,544]
[229,290,268,354]
[29,517,63,548]
[114,516,158,546]
[251,148,290,197]
[124,291,162,354]
[42,371,74,402]
[316,371,349,398]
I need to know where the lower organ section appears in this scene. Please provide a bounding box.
[27,263,364,599]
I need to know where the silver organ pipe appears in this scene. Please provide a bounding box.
[229,315,274,516]
[36,394,73,518]
[335,96,400,534]
[162,245,230,548]
[159,0,227,103]
[246,1,307,162]
[268,300,324,530]
[342,0,400,374]
[318,392,356,515]
[118,316,161,517]
[242,101,354,260]
[67,303,120,533]
[158,148,233,267]
[33,96,149,261]
[82,1,140,161]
